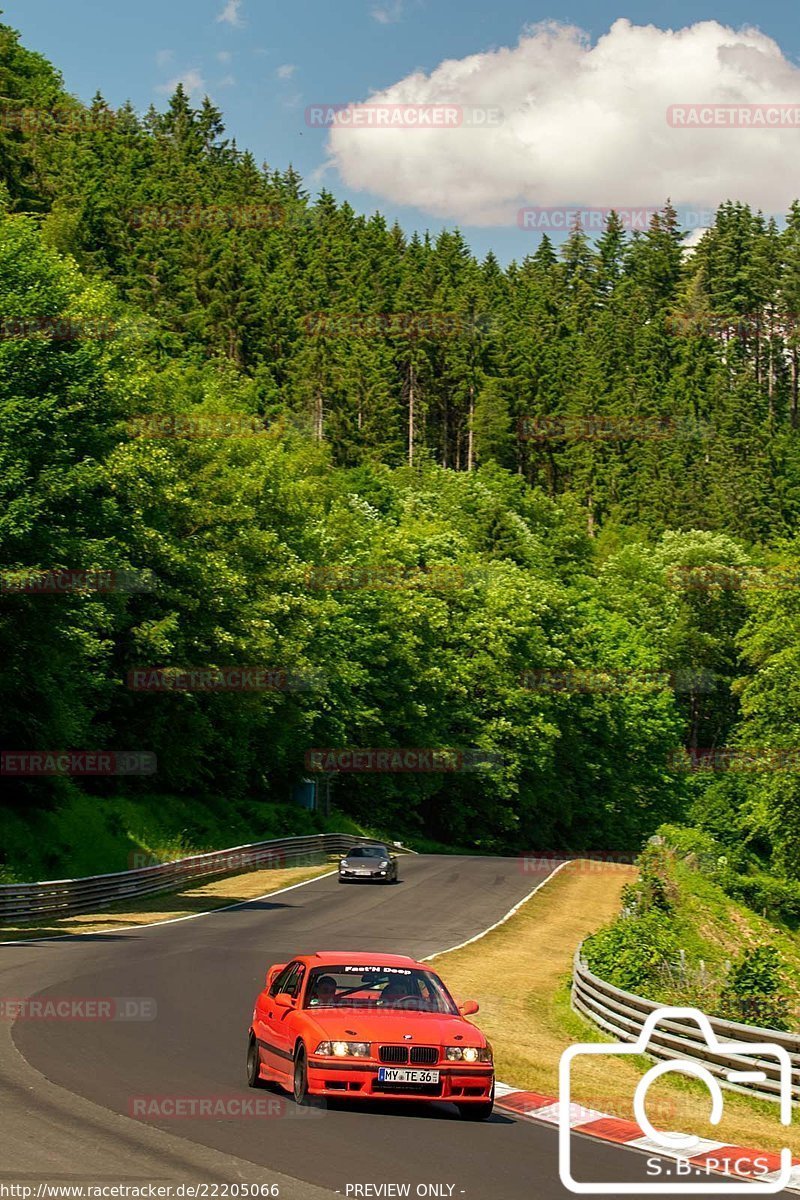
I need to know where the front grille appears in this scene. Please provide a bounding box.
[379,1045,409,1064]
[410,1046,438,1065]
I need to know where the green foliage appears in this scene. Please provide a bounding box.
[718,945,790,1030]
[583,910,681,993]
[0,17,798,538]
[0,787,322,880]
[5,20,800,883]
[472,379,514,468]
[656,823,722,870]
[586,842,683,993]
[721,874,800,927]
[588,827,800,1027]
[726,542,800,876]
[621,843,678,915]
[0,210,701,860]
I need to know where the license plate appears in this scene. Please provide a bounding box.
[353,869,373,875]
[378,1068,440,1083]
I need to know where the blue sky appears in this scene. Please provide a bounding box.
[4,0,800,263]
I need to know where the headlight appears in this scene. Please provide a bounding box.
[445,1046,492,1063]
[314,1040,371,1057]
[379,860,389,867]
[340,860,348,867]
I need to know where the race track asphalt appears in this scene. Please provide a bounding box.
[2,855,792,1199]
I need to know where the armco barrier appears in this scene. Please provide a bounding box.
[573,951,800,1104]
[0,834,411,923]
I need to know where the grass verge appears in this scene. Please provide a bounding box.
[430,860,799,1155]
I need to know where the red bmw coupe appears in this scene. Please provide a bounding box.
[247,951,494,1119]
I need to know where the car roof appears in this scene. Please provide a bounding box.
[298,951,425,969]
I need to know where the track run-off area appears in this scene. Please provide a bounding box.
[1,855,793,1199]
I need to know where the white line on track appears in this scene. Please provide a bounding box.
[422,858,573,961]
[1,856,574,950]
[0,869,340,945]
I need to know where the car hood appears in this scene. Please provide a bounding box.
[341,857,384,867]
[303,1009,486,1047]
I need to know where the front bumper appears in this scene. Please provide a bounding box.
[338,868,391,880]
[307,1059,494,1102]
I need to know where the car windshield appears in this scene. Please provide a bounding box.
[346,847,386,858]
[304,965,458,1013]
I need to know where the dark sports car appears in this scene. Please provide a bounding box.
[338,843,399,883]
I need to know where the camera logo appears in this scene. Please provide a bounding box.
[559,1006,792,1194]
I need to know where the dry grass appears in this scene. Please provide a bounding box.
[430,860,798,1154]
[0,861,335,941]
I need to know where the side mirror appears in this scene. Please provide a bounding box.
[459,999,480,1016]
[265,963,285,989]
[274,992,296,1010]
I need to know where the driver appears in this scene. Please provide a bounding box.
[379,976,416,1005]
[309,975,338,1006]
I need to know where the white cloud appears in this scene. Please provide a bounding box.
[219,74,237,88]
[326,19,800,226]
[156,49,174,68]
[217,50,233,64]
[276,64,297,81]
[683,227,709,252]
[371,1,405,23]
[156,69,207,99]
[217,0,243,27]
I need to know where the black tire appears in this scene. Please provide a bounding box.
[458,1084,494,1121]
[457,1099,494,1121]
[246,1034,266,1089]
[293,1044,310,1106]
